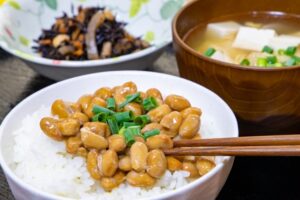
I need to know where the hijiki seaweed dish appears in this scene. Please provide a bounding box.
[33,7,150,61]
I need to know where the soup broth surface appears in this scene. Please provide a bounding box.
[184,12,300,66]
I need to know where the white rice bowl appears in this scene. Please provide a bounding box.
[10,105,214,200]
[0,71,238,200]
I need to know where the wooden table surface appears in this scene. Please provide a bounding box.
[1,46,300,200]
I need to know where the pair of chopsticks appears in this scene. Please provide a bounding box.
[163,135,300,156]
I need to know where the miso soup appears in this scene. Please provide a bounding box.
[184,12,300,67]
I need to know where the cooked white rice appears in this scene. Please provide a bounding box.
[11,106,191,200]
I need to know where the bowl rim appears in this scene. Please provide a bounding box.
[172,1,300,72]
[0,42,168,68]
[0,71,239,200]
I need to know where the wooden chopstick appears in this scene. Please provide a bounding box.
[163,135,300,156]
[163,145,300,156]
[173,134,300,147]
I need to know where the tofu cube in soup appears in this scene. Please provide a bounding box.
[206,21,240,38]
[211,50,233,63]
[268,35,300,50]
[233,27,276,51]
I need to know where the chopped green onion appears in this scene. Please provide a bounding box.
[113,111,133,123]
[118,126,126,136]
[284,58,297,66]
[240,58,250,66]
[257,58,267,67]
[106,98,116,111]
[123,122,138,128]
[106,116,119,134]
[143,97,157,111]
[262,45,273,54]
[119,92,141,109]
[93,105,115,115]
[273,63,283,67]
[127,126,142,135]
[204,48,216,57]
[126,94,142,104]
[92,113,108,122]
[292,56,300,64]
[134,115,151,127]
[124,130,135,146]
[143,129,160,140]
[124,126,142,146]
[285,46,297,56]
[266,56,277,65]
[256,58,267,67]
[278,49,285,55]
[92,114,100,122]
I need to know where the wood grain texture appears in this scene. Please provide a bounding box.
[164,146,300,156]
[173,0,300,130]
[174,135,300,147]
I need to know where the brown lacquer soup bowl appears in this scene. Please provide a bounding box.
[173,0,300,131]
